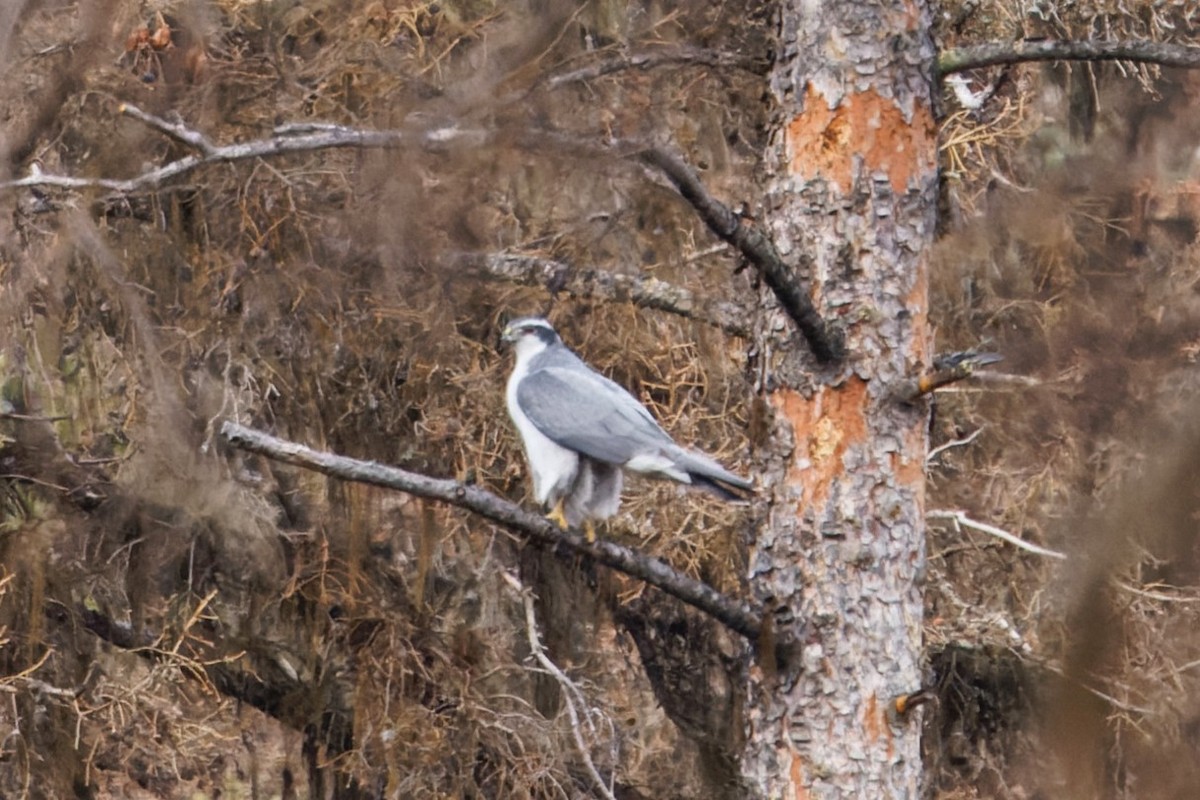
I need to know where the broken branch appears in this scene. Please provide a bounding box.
[898,350,1004,401]
[928,509,1068,560]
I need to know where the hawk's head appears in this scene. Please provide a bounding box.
[501,317,560,357]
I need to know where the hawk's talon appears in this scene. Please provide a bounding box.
[546,501,569,530]
[583,520,596,542]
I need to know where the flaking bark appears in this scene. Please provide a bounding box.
[743,1,938,796]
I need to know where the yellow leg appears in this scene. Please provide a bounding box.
[583,520,596,543]
[546,500,568,530]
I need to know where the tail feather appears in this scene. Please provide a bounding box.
[690,472,754,502]
[676,450,754,501]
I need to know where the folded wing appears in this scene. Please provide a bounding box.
[516,366,673,465]
[516,365,753,499]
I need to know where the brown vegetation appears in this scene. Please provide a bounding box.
[1,0,1200,798]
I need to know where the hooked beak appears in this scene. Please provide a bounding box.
[499,323,518,347]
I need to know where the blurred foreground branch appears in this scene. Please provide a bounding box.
[539,46,763,91]
[939,39,1200,75]
[220,421,768,643]
[462,252,751,337]
[4,103,830,353]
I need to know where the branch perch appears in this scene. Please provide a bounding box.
[219,421,767,643]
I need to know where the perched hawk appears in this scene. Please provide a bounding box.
[501,317,753,539]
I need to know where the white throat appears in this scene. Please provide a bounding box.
[510,334,550,373]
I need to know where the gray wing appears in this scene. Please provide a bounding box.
[516,365,675,465]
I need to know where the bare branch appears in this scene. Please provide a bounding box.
[635,145,844,363]
[502,572,617,800]
[460,252,751,337]
[541,46,763,92]
[117,102,216,154]
[928,509,1068,560]
[219,421,768,643]
[926,426,985,466]
[4,103,823,354]
[939,39,1200,76]
[1,102,406,194]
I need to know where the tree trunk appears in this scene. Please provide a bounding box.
[744,1,937,796]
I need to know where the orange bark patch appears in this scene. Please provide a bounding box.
[771,378,869,508]
[899,0,923,31]
[863,692,896,758]
[785,85,936,195]
[790,751,808,800]
[864,692,881,743]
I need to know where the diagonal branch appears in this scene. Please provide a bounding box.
[117,102,217,155]
[460,252,751,337]
[219,421,768,643]
[939,38,1200,76]
[928,509,1068,560]
[636,145,844,363]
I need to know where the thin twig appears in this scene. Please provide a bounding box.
[928,509,1068,560]
[460,252,750,337]
[502,572,616,800]
[219,421,768,643]
[1113,580,1200,604]
[117,102,216,155]
[926,427,985,465]
[939,38,1200,76]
